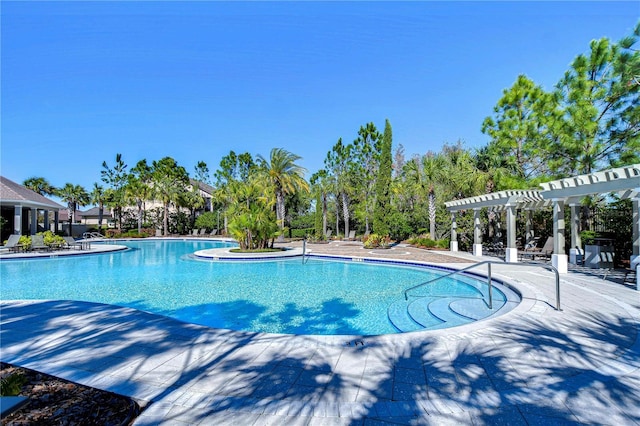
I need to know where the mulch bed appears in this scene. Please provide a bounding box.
[1,363,141,425]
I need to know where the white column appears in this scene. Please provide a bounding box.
[473,209,483,257]
[505,205,518,263]
[569,204,581,265]
[13,206,22,235]
[552,199,568,273]
[450,212,458,252]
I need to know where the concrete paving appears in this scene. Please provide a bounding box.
[1,240,639,425]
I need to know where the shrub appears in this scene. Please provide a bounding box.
[195,212,218,231]
[291,227,314,238]
[0,372,26,396]
[42,230,64,247]
[580,230,597,246]
[363,233,391,249]
[105,229,122,238]
[408,234,449,249]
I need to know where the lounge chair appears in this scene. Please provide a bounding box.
[325,230,332,240]
[30,234,50,252]
[343,230,356,241]
[192,229,199,236]
[3,234,24,253]
[210,229,218,236]
[199,228,207,236]
[63,236,83,250]
[521,237,553,261]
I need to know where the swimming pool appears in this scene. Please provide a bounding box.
[0,239,517,335]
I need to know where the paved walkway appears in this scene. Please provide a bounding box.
[1,241,639,425]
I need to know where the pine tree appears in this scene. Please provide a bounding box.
[373,119,393,236]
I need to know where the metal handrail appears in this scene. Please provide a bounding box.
[302,238,307,264]
[403,260,561,311]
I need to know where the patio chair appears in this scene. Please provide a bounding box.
[30,234,50,252]
[521,237,554,261]
[63,236,83,250]
[3,234,24,253]
[623,258,639,283]
[343,230,356,241]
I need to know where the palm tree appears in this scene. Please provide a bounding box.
[310,170,330,238]
[23,177,56,196]
[57,183,89,237]
[257,148,309,233]
[125,178,151,234]
[151,157,189,236]
[90,183,107,230]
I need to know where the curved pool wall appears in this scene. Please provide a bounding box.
[0,239,520,336]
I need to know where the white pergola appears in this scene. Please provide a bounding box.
[445,164,640,278]
[445,190,551,263]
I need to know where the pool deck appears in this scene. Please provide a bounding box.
[1,239,639,425]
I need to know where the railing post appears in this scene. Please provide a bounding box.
[302,237,306,264]
[555,268,561,311]
[487,263,493,310]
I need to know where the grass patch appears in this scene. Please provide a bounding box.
[229,248,285,253]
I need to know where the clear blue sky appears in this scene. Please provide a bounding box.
[2,1,638,197]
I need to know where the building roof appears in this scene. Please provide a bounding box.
[0,176,64,210]
[190,179,215,196]
[81,206,112,217]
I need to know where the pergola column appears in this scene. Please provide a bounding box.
[13,206,22,235]
[473,209,482,257]
[30,208,38,235]
[569,203,582,265]
[450,212,458,252]
[505,205,518,263]
[551,199,568,273]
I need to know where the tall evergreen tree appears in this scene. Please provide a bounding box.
[548,23,640,175]
[325,138,354,238]
[373,119,393,236]
[101,153,128,230]
[481,74,556,183]
[352,122,381,234]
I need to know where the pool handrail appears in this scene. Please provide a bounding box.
[403,260,561,311]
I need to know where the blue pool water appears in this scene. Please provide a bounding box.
[0,240,510,335]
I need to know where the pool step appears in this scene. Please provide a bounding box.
[406,297,447,329]
[449,298,498,320]
[387,299,425,332]
[388,295,499,333]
